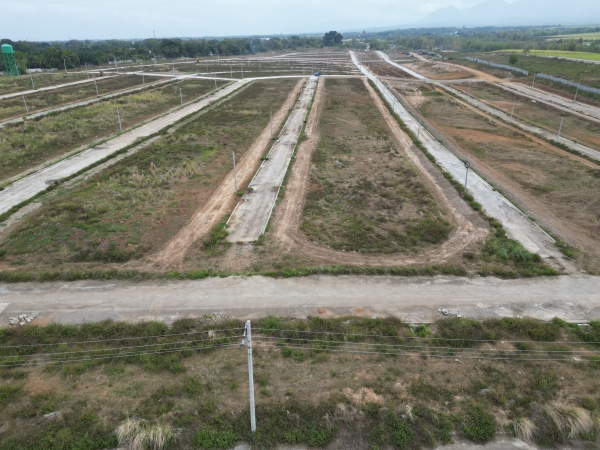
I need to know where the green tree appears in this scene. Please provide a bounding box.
[508,54,518,64]
[323,31,343,47]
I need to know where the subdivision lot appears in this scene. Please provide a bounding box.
[402,60,474,80]
[399,83,600,271]
[0,79,215,182]
[0,74,151,121]
[367,61,416,79]
[0,79,297,268]
[453,82,600,151]
[0,315,598,449]
[0,72,90,96]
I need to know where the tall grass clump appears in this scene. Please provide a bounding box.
[116,418,174,450]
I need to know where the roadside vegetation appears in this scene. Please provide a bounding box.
[300,78,454,254]
[0,72,89,96]
[0,79,297,265]
[0,316,598,449]
[0,74,152,121]
[0,79,215,181]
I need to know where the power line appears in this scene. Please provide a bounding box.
[0,327,244,349]
[261,328,598,345]
[0,342,240,368]
[257,336,600,355]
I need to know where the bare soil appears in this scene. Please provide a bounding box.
[400,83,600,272]
[402,61,474,80]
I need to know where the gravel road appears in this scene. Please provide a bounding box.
[0,274,597,325]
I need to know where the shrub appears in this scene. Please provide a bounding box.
[463,405,496,443]
[193,428,237,449]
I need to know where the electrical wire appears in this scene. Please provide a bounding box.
[260,328,598,345]
[0,335,240,359]
[0,327,244,349]
[257,335,600,355]
[0,342,241,368]
[256,342,592,363]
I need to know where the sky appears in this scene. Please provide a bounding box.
[0,0,518,42]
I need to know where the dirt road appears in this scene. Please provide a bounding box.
[350,52,561,260]
[226,76,318,242]
[149,79,306,267]
[0,274,597,325]
[0,81,242,216]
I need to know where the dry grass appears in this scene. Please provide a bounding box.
[116,418,174,450]
[506,417,537,441]
[544,404,594,438]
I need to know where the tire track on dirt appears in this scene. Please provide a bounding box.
[146,78,306,268]
[270,78,487,267]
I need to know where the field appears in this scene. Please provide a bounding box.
[545,32,600,41]
[502,50,600,61]
[0,72,90,96]
[453,81,600,151]
[402,61,473,80]
[300,78,454,254]
[0,74,152,121]
[393,82,600,272]
[367,61,415,79]
[0,79,216,182]
[0,79,297,266]
[0,316,598,449]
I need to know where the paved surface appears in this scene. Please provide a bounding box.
[0,274,598,325]
[376,50,426,80]
[230,440,537,450]
[227,76,318,242]
[0,78,175,129]
[350,52,560,258]
[498,81,600,122]
[440,83,600,162]
[0,75,118,100]
[0,81,244,215]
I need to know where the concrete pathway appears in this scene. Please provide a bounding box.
[350,52,559,258]
[376,50,426,80]
[226,77,318,242]
[439,83,600,162]
[0,274,598,325]
[0,81,244,216]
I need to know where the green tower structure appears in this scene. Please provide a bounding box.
[2,44,21,76]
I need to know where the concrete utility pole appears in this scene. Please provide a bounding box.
[230,66,233,78]
[573,80,581,103]
[29,73,35,89]
[464,155,471,195]
[233,152,238,192]
[142,70,145,84]
[467,81,472,94]
[418,119,421,138]
[93,74,99,95]
[241,321,256,433]
[557,117,564,140]
[22,93,29,114]
[116,107,122,133]
[241,63,244,79]
[270,111,273,139]
[532,73,536,88]
[180,88,183,105]
[510,101,515,120]
[63,59,67,72]
[85,62,89,78]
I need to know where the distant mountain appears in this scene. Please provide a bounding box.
[415,0,600,28]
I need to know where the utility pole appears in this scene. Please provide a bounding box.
[464,156,471,195]
[85,62,89,78]
[573,80,581,103]
[214,74,217,89]
[22,94,29,114]
[180,88,183,105]
[270,110,273,139]
[241,321,256,433]
[241,63,243,79]
[142,70,145,84]
[418,119,421,138]
[116,107,122,132]
[233,152,238,192]
[63,59,67,72]
[467,81,471,95]
[557,117,564,140]
[93,74,99,95]
[531,73,536,88]
[29,73,35,89]
[510,101,515,120]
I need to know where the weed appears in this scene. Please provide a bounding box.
[462,404,496,443]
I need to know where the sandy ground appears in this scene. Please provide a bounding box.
[0,80,244,216]
[148,79,307,267]
[440,84,600,162]
[0,274,598,325]
[269,76,487,267]
[350,52,562,263]
[227,77,318,242]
